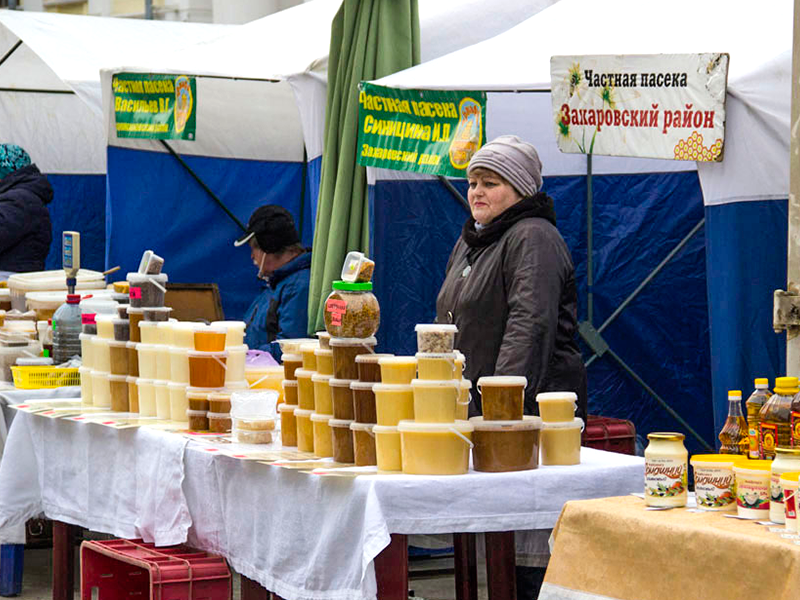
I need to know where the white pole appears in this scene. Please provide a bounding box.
[786,0,800,374]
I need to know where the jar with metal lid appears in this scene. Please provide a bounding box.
[770,447,800,523]
[324,281,380,338]
[644,432,688,507]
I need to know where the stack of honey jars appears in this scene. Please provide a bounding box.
[274,338,315,450]
[78,298,118,409]
[537,392,581,465]
[185,324,229,431]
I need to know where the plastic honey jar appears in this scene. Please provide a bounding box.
[330,378,356,420]
[770,447,800,523]
[127,308,144,343]
[295,408,315,453]
[457,380,472,420]
[295,369,316,410]
[108,374,129,412]
[398,420,474,475]
[470,416,542,472]
[211,320,246,347]
[780,472,800,531]
[355,353,393,383]
[225,345,248,383]
[378,356,417,385]
[373,383,414,426]
[411,379,461,423]
[188,351,228,389]
[689,454,743,511]
[156,346,171,381]
[79,333,94,368]
[79,365,93,406]
[208,412,232,433]
[316,331,331,350]
[314,348,334,376]
[170,347,190,383]
[126,376,139,413]
[311,373,333,415]
[541,419,584,467]
[415,324,457,354]
[137,344,159,379]
[126,341,139,377]
[208,391,232,414]
[373,424,402,472]
[171,323,198,349]
[351,381,377,424]
[350,422,377,466]
[95,314,115,339]
[300,342,319,371]
[137,378,156,416]
[186,387,215,412]
[168,382,188,423]
[91,337,111,373]
[91,371,111,409]
[330,418,355,463]
[187,409,209,431]
[330,336,377,380]
[138,321,160,345]
[477,376,526,421]
[644,432,687,507]
[154,380,170,419]
[415,353,459,380]
[733,459,773,519]
[536,391,577,423]
[282,379,299,406]
[310,413,333,458]
[194,325,227,352]
[282,353,303,381]
[278,404,298,446]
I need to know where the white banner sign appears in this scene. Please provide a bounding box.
[550,53,728,162]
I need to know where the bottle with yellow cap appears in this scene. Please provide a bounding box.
[745,378,771,459]
[719,390,748,455]
[758,376,798,460]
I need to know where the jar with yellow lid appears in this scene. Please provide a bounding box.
[644,432,688,507]
[770,447,800,523]
[733,459,773,519]
[758,376,797,460]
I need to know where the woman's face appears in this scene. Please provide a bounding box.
[467,168,522,225]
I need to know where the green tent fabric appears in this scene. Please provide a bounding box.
[308,0,420,334]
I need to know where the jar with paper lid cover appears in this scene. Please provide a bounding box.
[644,432,688,507]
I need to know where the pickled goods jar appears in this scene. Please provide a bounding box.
[644,432,688,507]
[770,447,800,523]
[759,377,798,460]
[324,281,380,338]
[733,459,773,519]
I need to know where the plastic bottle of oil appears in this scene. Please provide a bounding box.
[746,378,771,459]
[758,376,798,460]
[719,390,749,455]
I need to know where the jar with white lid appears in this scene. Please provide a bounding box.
[644,432,688,507]
[770,447,800,523]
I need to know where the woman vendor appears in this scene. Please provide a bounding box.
[436,135,587,420]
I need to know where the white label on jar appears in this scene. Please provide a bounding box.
[645,456,687,499]
[694,466,735,509]
[736,475,770,512]
[771,473,785,503]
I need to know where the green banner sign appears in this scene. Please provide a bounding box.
[357,83,486,177]
[113,73,196,140]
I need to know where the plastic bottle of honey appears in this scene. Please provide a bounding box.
[718,390,748,455]
[758,376,798,460]
[745,378,771,459]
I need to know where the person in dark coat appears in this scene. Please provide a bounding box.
[0,144,53,277]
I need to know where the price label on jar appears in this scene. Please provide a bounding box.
[81,313,96,325]
[325,298,347,327]
[129,287,142,300]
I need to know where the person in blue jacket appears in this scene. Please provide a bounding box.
[235,205,311,360]
[0,144,53,279]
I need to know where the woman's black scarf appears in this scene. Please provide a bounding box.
[462,191,557,248]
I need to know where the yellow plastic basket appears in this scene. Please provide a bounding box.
[11,366,81,389]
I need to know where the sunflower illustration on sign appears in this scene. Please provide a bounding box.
[174,75,193,135]
[448,97,482,170]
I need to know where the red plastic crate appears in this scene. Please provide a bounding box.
[81,539,231,600]
[581,415,636,455]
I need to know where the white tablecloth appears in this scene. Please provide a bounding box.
[0,410,644,600]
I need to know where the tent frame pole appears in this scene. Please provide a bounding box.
[786,0,800,374]
[586,154,594,325]
[438,176,471,214]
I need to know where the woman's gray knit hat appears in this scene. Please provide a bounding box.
[467,135,542,197]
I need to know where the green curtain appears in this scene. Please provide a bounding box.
[307,0,420,334]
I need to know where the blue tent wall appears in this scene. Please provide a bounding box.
[705,199,787,437]
[106,146,311,320]
[371,170,715,453]
[306,155,322,236]
[43,174,106,272]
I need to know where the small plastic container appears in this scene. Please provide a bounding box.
[137,250,164,275]
[170,346,189,383]
[690,454,742,511]
[340,251,375,283]
[137,378,156,416]
[79,333,95,369]
[282,379,299,406]
[225,345,247,383]
[330,336,377,380]
[95,314,115,340]
[415,324,457,354]
[245,366,284,399]
[733,460,773,519]
[540,418,583,466]
[126,376,139,413]
[171,323,199,349]
[324,282,380,338]
[188,351,227,388]
[234,417,276,431]
[373,383,414,426]
[330,418,355,463]
[116,304,129,319]
[194,325,228,352]
[378,356,418,385]
[295,368,315,410]
[234,429,273,444]
[477,376,527,421]
[91,371,111,409]
[457,380,472,420]
[350,422,377,466]
[311,373,333,415]
[278,404,298,446]
[311,413,333,458]
[781,472,800,531]
[374,424,402,472]
[355,353,393,383]
[211,321,246,347]
[470,416,542,472]
[142,307,172,322]
[108,374,129,412]
[208,391,232,414]
[398,420,474,475]
[155,321,175,346]
[186,387,215,411]
[108,340,129,376]
[536,391,577,423]
[282,353,303,381]
[300,342,319,371]
[79,365,93,406]
[351,381,377,424]
[112,318,130,342]
[316,331,331,350]
[411,379,461,423]
[127,273,168,308]
[276,338,318,355]
[416,353,459,380]
[91,337,111,373]
[330,378,356,420]
[295,408,314,453]
[154,380,170,419]
[187,409,209,431]
[138,321,161,345]
[169,382,189,423]
[127,308,144,343]
[208,412,232,433]
[314,348,334,376]
[137,344,159,379]
[126,342,139,377]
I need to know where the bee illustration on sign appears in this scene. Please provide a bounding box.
[174,76,193,135]
[448,97,482,170]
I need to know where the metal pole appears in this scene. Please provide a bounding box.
[145,0,153,19]
[586,153,594,325]
[8,0,16,10]
[786,0,800,374]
